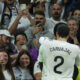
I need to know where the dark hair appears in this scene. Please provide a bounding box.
[51,3,62,10]
[14,49,35,80]
[55,23,69,37]
[14,32,28,44]
[54,23,67,36]
[54,23,63,36]
[34,11,45,17]
[33,1,40,7]
[0,49,15,80]
[67,16,79,27]
[19,0,31,4]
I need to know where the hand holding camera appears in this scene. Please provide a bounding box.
[32,21,43,34]
[20,4,27,11]
[36,21,42,27]
[18,4,28,16]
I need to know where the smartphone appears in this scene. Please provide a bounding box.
[36,21,41,25]
[20,4,27,10]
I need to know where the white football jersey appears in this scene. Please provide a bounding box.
[38,37,80,80]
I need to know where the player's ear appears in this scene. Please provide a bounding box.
[67,35,69,40]
[56,32,59,39]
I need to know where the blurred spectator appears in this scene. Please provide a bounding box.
[64,0,80,19]
[0,38,5,49]
[10,32,38,63]
[13,49,35,80]
[33,0,49,18]
[49,3,66,34]
[14,32,28,51]
[0,0,18,29]
[8,0,32,34]
[73,9,80,19]
[0,29,16,53]
[73,8,80,44]
[25,11,54,49]
[0,49,15,80]
[67,16,80,46]
[43,0,51,18]
[33,1,45,13]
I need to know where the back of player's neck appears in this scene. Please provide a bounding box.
[57,37,67,42]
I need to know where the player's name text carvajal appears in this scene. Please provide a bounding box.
[50,47,71,55]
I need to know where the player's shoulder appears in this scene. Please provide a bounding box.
[39,37,53,45]
[69,43,80,49]
[66,42,80,52]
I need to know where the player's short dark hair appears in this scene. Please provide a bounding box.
[34,11,45,17]
[55,23,69,38]
[54,23,67,36]
[54,23,63,36]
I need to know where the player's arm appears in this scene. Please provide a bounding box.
[34,61,42,80]
[34,45,44,80]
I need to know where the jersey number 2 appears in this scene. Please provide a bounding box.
[54,56,64,74]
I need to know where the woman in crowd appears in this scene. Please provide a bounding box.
[67,16,80,46]
[0,49,15,80]
[10,32,38,63]
[13,49,35,80]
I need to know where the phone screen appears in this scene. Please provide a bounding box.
[20,4,26,10]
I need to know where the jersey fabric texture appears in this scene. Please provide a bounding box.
[38,37,80,80]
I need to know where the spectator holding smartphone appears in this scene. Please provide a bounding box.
[25,11,54,49]
[8,0,32,34]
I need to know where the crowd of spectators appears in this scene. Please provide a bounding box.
[0,0,80,80]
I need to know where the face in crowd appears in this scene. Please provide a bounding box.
[15,34,28,51]
[34,3,45,12]
[68,19,78,36]
[19,53,30,68]
[0,35,11,48]
[51,3,62,20]
[74,9,80,19]
[0,51,8,66]
[34,14,45,26]
[15,50,32,69]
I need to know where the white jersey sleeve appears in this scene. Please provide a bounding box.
[37,44,44,62]
[38,37,49,62]
[39,37,49,45]
[34,61,41,75]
